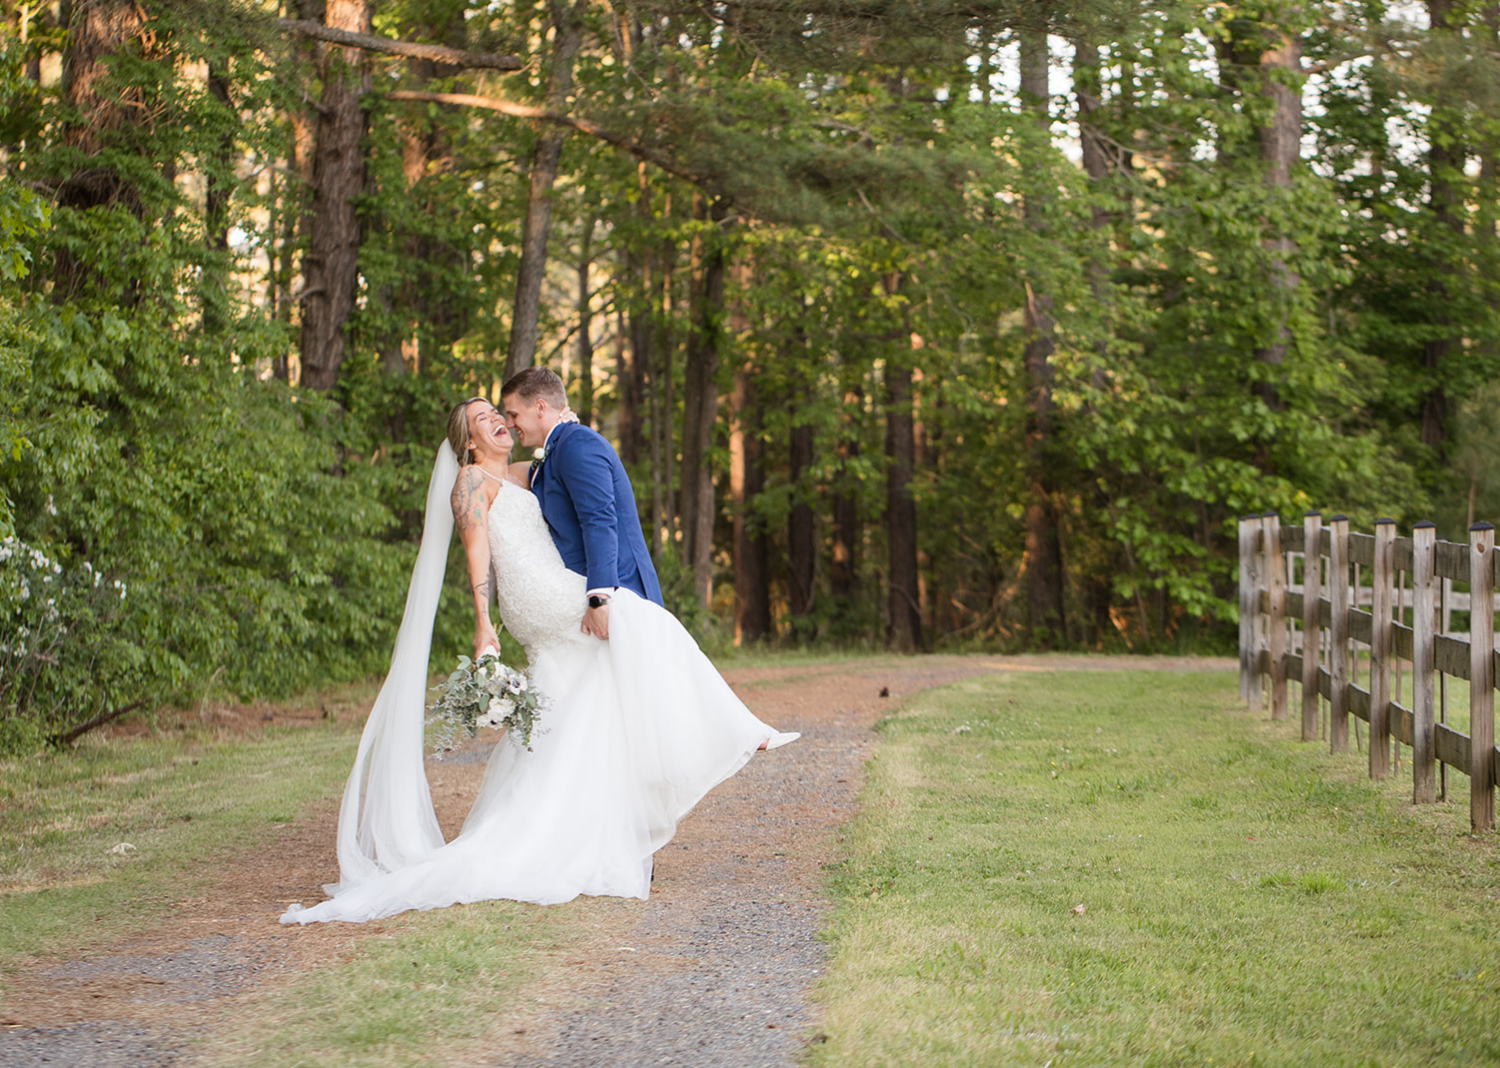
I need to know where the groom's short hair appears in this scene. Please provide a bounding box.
[501,367,568,410]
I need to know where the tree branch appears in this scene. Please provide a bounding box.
[387,91,711,188]
[49,698,149,747]
[279,19,524,71]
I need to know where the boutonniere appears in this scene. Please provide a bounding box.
[529,445,548,479]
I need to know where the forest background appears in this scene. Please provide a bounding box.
[1,0,1498,750]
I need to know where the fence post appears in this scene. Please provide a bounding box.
[1239,516,1257,706]
[1369,519,1395,780]
[1328,515,1350,754]
[1264,513,1288,720]
[1470,522,1496,832]
[1302,512,1323,741]
[1411,520,1437,804]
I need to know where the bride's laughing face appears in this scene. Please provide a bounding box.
[467,402,512,460]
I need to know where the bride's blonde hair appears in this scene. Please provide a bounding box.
[445,397,490,466]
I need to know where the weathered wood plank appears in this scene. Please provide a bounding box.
[1436,634,1472,680]
[1436,722,1470,775]
[1302,513,1324,742]
[1284,526,1306,553]
[1393,536,1414,574]
[1436,540,1470,584]
[1369,520,1395,780]
[1348,684,1371,723]
[1412,522,1438,803]
[1470,525,1495,832]
[1392,620,1413,661]
[1329,516,1351,754]
[1348,531,1375,568]
[1390,701,1414,747]
[1348,609,1372,646]
[1267,514,1288,720]
[1239,517,1257,705]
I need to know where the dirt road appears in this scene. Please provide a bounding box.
[0,654,1232,1066]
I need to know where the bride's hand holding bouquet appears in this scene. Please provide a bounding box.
[428,646,546,754]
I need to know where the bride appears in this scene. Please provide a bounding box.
[281,399,796,924]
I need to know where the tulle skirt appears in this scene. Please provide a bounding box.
[281,588,777,924]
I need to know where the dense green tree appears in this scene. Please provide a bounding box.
[2,0,1496,750]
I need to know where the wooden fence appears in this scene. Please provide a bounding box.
[1239,513,1498,831]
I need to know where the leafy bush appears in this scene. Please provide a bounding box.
[0,536,142,751]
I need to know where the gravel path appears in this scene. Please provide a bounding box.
[0,654,1233,1066]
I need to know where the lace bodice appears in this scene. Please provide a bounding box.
[487,480,588,657]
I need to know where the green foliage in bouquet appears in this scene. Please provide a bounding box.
[427,652,544,754]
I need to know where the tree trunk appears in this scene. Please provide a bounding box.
[201,61,235,335]
[788,411,817,623]
[1255,22,1302,409]
[1423,0,1464,451]
[1019,25,1067,643]
[274,1,322,382]
[1483,6,1499,254]
[54,0,165,296]
[624,248,654,523]
[504,0,587,380]
[678,193,728,608]
[1074,36,1115,400]
[731,365,771,643]
[1074,41,1111,195]
[658,208,677,545]
[618,304,639,458]
[377,11,470,379]
[884,320,923,653]
[576,217,595,426]
[298,0,372,392]
[831,379,862,603]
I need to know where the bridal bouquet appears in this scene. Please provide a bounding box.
[427,651,545,753]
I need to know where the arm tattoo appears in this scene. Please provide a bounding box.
[472,576,494,602]
[451,468,488,533]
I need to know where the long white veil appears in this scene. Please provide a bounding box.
[328,444,457,891]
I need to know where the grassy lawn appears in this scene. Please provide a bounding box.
[0,696,368,971]
[197,896,602,1067]
[812,669,1500,1067]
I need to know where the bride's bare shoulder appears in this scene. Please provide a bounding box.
[507,461,533,488]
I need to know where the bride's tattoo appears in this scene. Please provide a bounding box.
[451,467,488,533]
[472,577,494,601]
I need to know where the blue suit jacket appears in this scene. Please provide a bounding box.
[531,423,663,607]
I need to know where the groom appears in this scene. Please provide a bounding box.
[501,367,663,641]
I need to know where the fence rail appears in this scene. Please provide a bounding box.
[1239,512,1499,830]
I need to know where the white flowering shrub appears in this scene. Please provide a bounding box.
[0,535,142,752]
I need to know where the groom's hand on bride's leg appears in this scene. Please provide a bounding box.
[581,604,610,640]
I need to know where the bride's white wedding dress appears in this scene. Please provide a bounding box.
[282,471,788,924]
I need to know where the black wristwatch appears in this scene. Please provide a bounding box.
[588,594,612,609]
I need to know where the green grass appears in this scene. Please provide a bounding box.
[812,670,1500,1067]
[198,897,596,1067]
[0,705,365,970]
